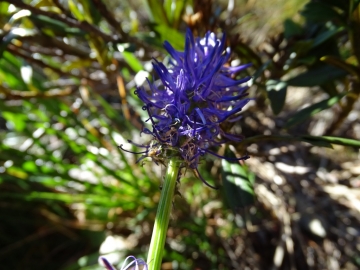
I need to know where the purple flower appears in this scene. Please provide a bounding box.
[121,29,251,188]
[101,256,148,270]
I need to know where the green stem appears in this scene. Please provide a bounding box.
[147,157,180,270]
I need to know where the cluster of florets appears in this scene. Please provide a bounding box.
[121,29,251,187]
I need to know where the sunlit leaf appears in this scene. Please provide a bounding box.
[22,160,39,173]
[2,111,27,132]
[150,24,185,50]
[222,159,255,209]
[122,51,144,73]
[68,0,85,21]
[79,0,102,25]
[145,0,169,25]
[164,0,187,27]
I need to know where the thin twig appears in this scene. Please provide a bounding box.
[0,85,76,99]
[19,35,90,58]
[5,0,121,43]
[91,0,128,38]
[8,45,96,82]
[51,0,74,18]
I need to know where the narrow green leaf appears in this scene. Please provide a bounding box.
[68,0,85,21]
[164,0,173,24]
[266,79,287,115]
[240,134,360,149]
[122,51,144,73]
[311,26,344,49]
[285,92,347,128]
[30,14,69,32]
[151,24,185,50]
[30,14,85,36]
[79,0,102,25]
[164,0,186,27]
[172,0,187,28]
[300,135,360,148]
[299,136,334,148]
[145,0,169,25]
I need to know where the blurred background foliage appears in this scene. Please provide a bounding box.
[1,0,360,269]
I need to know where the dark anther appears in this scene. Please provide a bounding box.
[170,118,181,128]
[142,106,147,111]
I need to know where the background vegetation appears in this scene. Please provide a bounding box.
[1,0,360,269]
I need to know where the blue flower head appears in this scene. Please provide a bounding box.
[121,29,251,188]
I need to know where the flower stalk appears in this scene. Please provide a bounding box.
[120,29,252,269]
[147,157,180,270]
